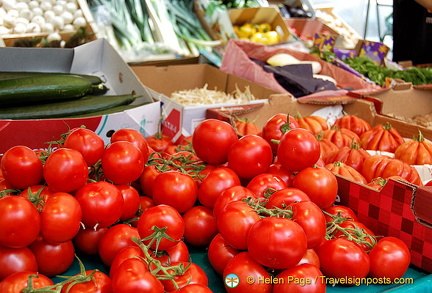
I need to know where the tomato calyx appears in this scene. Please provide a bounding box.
[21,186,46,211]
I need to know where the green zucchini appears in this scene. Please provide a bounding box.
[64,100,152,118]
[0,71,105,85]
[0,75,95,107]
[0,94,140,119]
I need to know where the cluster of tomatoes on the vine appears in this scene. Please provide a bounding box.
[0,112,414,292]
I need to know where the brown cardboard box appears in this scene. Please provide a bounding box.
[132,64,280,143]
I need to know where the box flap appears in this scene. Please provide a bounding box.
[412,186,432,228]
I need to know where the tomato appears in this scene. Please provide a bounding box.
[131,195,156,227]
[267,162,296,186]
[227,135,273,180]
[159,262,208,292]
[145,133,174,154]
[109,244,144,278]
[293,166,338,209]
[198,167,240,209]
[98,223,140,267]
[261,113,299,154]
[266,187,310,209]
[323,205,358,223]
[183,206,218,247]
[247,217,307,269]
[153,240,190,267]
[273,263,326,293]
[111,257,164,293]
[394,131,432,165]
[208,233,240,275]
[43,148,89,193]
[213,185,256,220]
[171,283,213,293]
[117,184,141,222]
[426,179,432,186]
[0,246,37,281]
[277,128,320,172]
[75,181,124,229]
[192,119,238,165]
[0,272,53,292]
[332,115,372,136]
[246,173,287,198]
[29,237,75,277]
[0,196,40,248]
[368,236,410,280]
[325,161,368,185]
[152,171,198,213]
[19,185,54,212]
[140,164,162,198]
[73,227,108,256]
[297,249,320,268]
[0,145,43,189]
[234,119,261,136]
[290,201,326,249]
[110,128,150,159]
[0,179,15,197]
[297,115,329,134]
[63,127,105,166]
[360,122,405,153]
[317,238,370,284]
[39,192,82,244]
[61,270,112,293]
[222,252,272,293]
[217,200,260,250]
[331,220,376,252]
[101,141,145,185]
[138,205,185,251]
[325,141,371,172]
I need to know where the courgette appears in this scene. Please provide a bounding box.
[0,94,140,119]
[64,100,152,118]
[0,71,104,85]
[0,75,95,107]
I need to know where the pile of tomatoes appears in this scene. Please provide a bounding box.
[0,113,415,292]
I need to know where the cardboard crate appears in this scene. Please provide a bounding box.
[132,64,280,143]
[359,83,432,141]
[0,39,161,155]
[206,94,432,273]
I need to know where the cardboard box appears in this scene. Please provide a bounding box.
[360,83,432,141]
[0,0,98,48]
[206,94,432,273]
[132,64,280,143]
[0,39,161,155]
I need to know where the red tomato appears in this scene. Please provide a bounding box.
[172,283,213,293]
[266,187,310,209]
[63,127,105,166]
[426,179,432,186]
[222,252,272,293]
[297,248,320,268]
[0,246,37,281]
[61,270,112,293]
[139,164,162,198]
[192,119,238,165]
[290,201,326,249]
[277,128,320,172]
[152,240,190,267]
[331,220,376,252]
[0,272,53,292]
[138,205,185,251]
[29,237,75,277]
[293,166,338,209]
[145,133,174,154]
[0,196,40,248]
[73,227,108,256]
[182,206,218,247]
[213,185,256,220]
[247,217,307,269]
[267,162,296,186]
[317,238,370,284]
[116,185,141,221]
[98,224,140,267]
[110,128,150,159]
[75,181,124,229]
[101,141,145,185]
[152,171,198,213]
[43,148,88,193]
[273,263,326,293]
[332,115,372,136]
[368,237,410,280]
[227,135,273,180]
[217,200,260,250]
[0,145,43,189]
[40,192,82,243]
[324,205,358,223]
[131,195,156,227]
[0,179,15,197]
[246,173,287,198]
[198,167,240,209]
[159,262,208,292]
[19,185,54,212]
[261,113,299,155]
[109,244,144,278]
[111,257,164,293]
[208,233,240,275]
